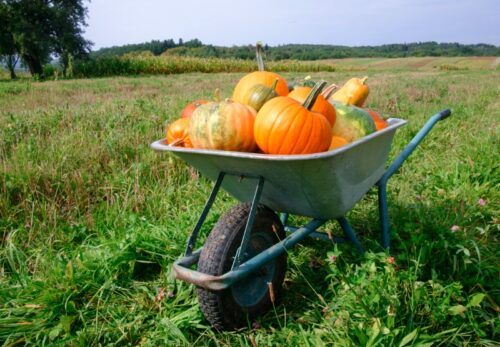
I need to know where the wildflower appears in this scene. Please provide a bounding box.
[387,256,395,264]
[154,287,165,302]
[450,225,460,232]
[252,321,261,330]
[478,198,486,206]
[329,255,337,263]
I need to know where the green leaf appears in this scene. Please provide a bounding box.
[61,315,74,334]
[467,293,485,308]
[448,305,466,316]
[366,320,381,347]
[354,326,368,345]
[399,328,418,347]
[49,324,63,341]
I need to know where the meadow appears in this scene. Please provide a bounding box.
[0,61,499,345]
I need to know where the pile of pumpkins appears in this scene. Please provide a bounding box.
[166,62,388,155]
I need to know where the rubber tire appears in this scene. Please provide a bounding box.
[197,203,287,330]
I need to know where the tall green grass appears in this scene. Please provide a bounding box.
[0,70,498,345]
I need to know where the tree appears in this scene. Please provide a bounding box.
[51,0,92,76]
[1,0,92,78]
[0,1,19,78]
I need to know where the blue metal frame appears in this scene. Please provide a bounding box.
[173,109,451,290]
[377,109,451,248]
[231,176,265,269]
[173,218,326,290]
[185,172,225,256]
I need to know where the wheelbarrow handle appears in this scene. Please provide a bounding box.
[378,109,451,249]
[379,108,452,185]
[438,108,451,120]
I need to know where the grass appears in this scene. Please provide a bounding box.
[0,67,499,346]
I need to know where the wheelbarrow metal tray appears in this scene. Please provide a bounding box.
[151,118,407,220]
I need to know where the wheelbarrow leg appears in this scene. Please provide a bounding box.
[337,217,364,254]
[280,212,289,225]
[185,172,225,256]
[378,183,390,249]
[231,176,265,268]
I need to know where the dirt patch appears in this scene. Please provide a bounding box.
[409,57,437,68]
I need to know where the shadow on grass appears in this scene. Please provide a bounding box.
[251,193,497,328]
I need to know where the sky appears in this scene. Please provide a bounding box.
[85,0,500,49]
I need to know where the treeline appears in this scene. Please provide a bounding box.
[263,42,499,59]
[91,39,202,58]
[91,40,500,60]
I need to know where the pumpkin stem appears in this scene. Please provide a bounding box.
[256,42,265,71]
[214,88,221,102]
[361,76,368,84]
[168,137,186,147]
[303,80,327,110]
[321,83,339,99]
[270,78,279,91]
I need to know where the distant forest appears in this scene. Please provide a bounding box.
[91,39,500,60]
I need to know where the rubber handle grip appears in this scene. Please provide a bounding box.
[438,109,451,120]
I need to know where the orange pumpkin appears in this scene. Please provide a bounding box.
[329,136,349,150]
[366,109,389,130]
[232,43,288,104]
[254,81,331,155]
[288,86,336,127]
[166,118,192,147]
[189,100,257,152]
[181,100,208,118]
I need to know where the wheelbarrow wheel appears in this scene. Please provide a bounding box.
[197,203,287,330]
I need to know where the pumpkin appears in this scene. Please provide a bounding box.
[329,76,369,107]
[242,78,279,111]
[181,100,208,118]
[366,109,389,130]
[189,99,257,152]
[232,43,288,104]
[288,86,336,127]
[329,136,349,150]
[254,81,332,155]
[166,118,192,147]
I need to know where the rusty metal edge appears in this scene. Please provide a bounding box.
[172,249,230,291]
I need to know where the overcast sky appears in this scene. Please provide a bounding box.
[85,0,500,49]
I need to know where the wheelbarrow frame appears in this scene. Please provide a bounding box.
[151,109,451,291]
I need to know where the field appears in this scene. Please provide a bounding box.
[0,62,499,345]
[55,55,500,79]
[320,56,499,71]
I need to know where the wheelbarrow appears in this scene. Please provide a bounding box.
[150,109,451,330]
